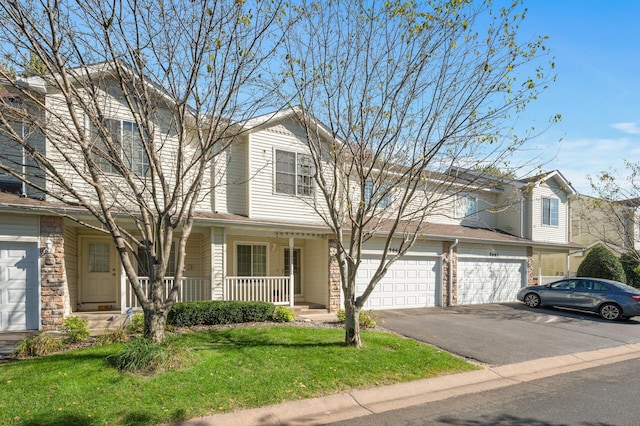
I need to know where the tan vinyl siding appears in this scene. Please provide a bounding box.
[0,214,38,241]
[211,227,225,300]
[184,233,202,276]
[224,140,248,215]
[247,121,324,224]
[302,238,328,306]
[495,186,523,237]
[457,243,527,259]
[531,180,569,243]
[63,225,78,310]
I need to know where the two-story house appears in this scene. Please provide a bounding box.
[0,75,581,332]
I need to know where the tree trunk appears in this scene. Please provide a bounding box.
[344,300,362,348]
[143,307,167,344]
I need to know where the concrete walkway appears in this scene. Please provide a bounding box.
[170,344,640,426]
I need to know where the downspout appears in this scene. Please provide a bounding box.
[448,239,459,307]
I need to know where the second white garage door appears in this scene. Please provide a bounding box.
[457,259,524,305]
[356,255,439,310]
[0,242,39,331]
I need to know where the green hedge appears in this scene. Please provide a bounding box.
[167,301,276,327]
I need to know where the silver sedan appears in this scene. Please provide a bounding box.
[517,277,640,321]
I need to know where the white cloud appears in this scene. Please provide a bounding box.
[611,121,640,135]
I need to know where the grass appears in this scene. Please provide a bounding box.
[0,326,479,425]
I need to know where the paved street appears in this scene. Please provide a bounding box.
[328,357,640,426]
[378,303,640,365]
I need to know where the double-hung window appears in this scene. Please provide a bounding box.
[236,244,267,276]
[465,195,478,218]
[364,181,392,209]
[137,242,177,277]
[542,197,559,226]
[92,119,149,176]
[275,150,314,196]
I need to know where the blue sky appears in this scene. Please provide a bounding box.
[506,1,640,194]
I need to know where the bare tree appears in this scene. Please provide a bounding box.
[586,163,640,258]
[0,0,291,342]
[282,0,556,347]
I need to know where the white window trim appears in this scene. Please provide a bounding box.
[273,148,314,197]
[91,118,149,176]
[542,197,559,227]
[455,194,478,219]
[233,241,270,276]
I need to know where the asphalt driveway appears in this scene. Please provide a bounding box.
[378,303,640,366]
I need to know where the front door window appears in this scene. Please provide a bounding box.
[82,240,117,304]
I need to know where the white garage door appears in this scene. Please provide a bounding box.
[0,242,39,331]
[356,255,439,310]
[457,259,524,305]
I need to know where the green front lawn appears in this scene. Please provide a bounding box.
[0,325,479,425]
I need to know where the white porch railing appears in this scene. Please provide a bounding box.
[224,276,292,306]
[124,276,211,310]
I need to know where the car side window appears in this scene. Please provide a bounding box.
[592,282,609,292]
[551,280,578,290]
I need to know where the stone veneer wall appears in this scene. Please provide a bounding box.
[442,241,458,306]
[40,216,69,330]
[327,238,341,313]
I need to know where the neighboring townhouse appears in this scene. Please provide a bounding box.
[0,76,581,332]
[540,194,640,280]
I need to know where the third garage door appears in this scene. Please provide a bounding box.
[457,259,524,305]
[356,255,439,309]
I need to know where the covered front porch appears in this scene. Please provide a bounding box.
[64,223,334,316]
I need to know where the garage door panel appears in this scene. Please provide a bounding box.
[457,259,524,305]
[357,255,439,310]
[1,243,39,331]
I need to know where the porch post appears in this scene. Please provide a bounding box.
[289,237,294,308]
[120,268,127,314]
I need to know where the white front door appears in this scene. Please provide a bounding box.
[81,238,118,306]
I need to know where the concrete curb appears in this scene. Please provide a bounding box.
[172,344,640,426]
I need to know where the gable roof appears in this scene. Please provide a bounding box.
[521,170,576,195]
[237,107,340,144]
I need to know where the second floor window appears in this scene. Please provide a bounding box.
[364,181,392,209]
[92,119,149,176]
[275,149,314,196]
[465,195,478,218]
[542,197,559,226]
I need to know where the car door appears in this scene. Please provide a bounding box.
[544,279,580,306]
[570,279,599,310]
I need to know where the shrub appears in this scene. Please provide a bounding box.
[336,308,378,329]
[107,337,188,374]
[60,316,90,343]
[167,301,275,327]
[577,244,627,282]
[273,306,295,322]
[11,333,64,358]
[126,312,145,334]
[620,252,640,289]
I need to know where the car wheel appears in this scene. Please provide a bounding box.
[599,303,622,321]
[524,293,541,308]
